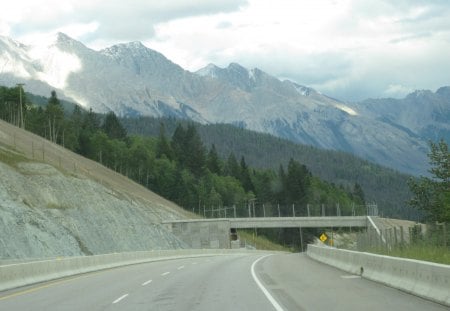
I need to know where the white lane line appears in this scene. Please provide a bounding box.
[161,272,170,276]
[112,294,129,304]
[177,265,185,270]
[251,255,284,311]
[192,262,198,265]
[340,275,361,279]
[142,279,153,286]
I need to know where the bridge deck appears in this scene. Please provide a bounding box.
[163,216,368,229]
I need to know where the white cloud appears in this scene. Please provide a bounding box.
[1,0,449,101]
[384,84,415,98]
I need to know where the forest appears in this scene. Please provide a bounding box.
[0,86,368,219]
[122,116,416,219]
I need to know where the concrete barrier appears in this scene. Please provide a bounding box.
[307,244,450,307]
[0,249,270,292]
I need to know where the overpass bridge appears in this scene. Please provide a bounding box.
[164,216,368,229]
[162,216,369,249]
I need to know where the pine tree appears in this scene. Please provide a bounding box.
[225,152,240,179]
[156,122,173,160]
[285,158,311,205]
[184,124,206,177]
[207,144,222,175]
[45,91,64,143]
[171,123,187,164]
[78,108,101,156]
[352,182,365,204]
[102,111,127,140]
[240,156,255,193]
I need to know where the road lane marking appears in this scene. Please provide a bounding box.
[0,271,104,301]
[161,272,170,276]
[251,255,284,311]
[192,262,198,265]
[177,265,185,270]
[142,279,153,286]
[340,275,361,279]
[112,294,128,304]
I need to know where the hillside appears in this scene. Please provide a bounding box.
[0,119,191,259]
[122,117,416,220]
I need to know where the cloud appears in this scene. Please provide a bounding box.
[384,84,415,98]
[1,0,449,101]
[1,0,247,44]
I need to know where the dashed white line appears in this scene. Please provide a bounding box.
[112,294,129,304]
[161,271,170,276]
[142,279,153,286]
[177,265,185,270]
[191,262,198,265]
[251,255,284,311]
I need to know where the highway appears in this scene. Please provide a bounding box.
[0,253,447,311]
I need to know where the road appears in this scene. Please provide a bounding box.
[0,253,447,311]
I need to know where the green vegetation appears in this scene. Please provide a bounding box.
[0,144,30,167]
[362,142,450,264]
[373,245,450,265]
[401,140,450,263]
[121,116,416,220]
[237,230,292,252]
[408,140,450,223]
[0,86,369,247]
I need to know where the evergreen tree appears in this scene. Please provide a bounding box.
[184,124,206,177]
[352,182,365,204]
[78,108,101,156]
[82,108,101,133]
[102,111,127,140]
[25,106,46,137]
[45,91,64,143]
[207,144,222,175]
[274,164,287,205]
[225,152,240,179]
[240,156,255,193]
[156,122,173,160]
[171,123,187,164]
[285,158,311,205]
[171,123,205,177]
[408,140,450,222]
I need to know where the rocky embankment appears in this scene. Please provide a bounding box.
[0,120,189,260]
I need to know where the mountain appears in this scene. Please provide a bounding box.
[350,88,450,144]
[0,33,446,175]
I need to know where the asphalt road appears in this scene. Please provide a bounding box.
[0,253,447,311]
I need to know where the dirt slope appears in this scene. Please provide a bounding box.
[0,120,192,259]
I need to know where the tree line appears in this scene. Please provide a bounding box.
[122,116,415,219]
[0,86,366,219]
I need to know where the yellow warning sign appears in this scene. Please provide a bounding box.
[319,233,328,242]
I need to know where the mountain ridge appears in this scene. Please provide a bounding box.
[0,33,448,175]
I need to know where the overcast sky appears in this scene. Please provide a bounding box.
[1,0,449,101]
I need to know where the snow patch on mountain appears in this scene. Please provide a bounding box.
[334,104,358,116]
